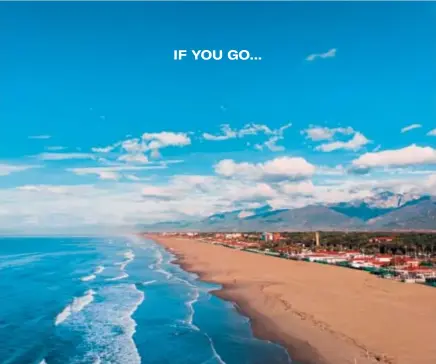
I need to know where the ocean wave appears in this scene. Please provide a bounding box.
[39,360,47,364]
[155,268,173,280]
[148,248,163,269]
[105,273,128,281]
[0,250,93,271]
[123,250,135,260]
[80,265,105,282]
[205,333,226,364]
[186,288,200,331]
[173,275,197,289]
[0,252,38,259]
[0,254,42,270]
[81,274,97,282]
[55,289,96,326]
[142,280,156,286]
[116,250,135,271]
[79,284,144,364]
[94,266,105,274]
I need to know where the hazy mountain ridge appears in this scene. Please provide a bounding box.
[329,192,429,221]
[141,192,436,232]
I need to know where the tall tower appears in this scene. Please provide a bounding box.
[315,231,320,247]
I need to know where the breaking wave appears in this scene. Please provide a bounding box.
[79,284,144,364]
[55,289,96,326]
[105,273,128,282]
[95,266,105,274]
[81,274,96,282]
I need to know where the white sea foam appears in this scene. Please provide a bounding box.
[39,360,47,364]
[150,248,174,279]
[55,289,96,326]
[174,276,197,289]
[106,273,128,281]
[155,268,173,279]
[116,250,135,271]
[123,251,135,260]
[95,266,105,274]
[81,274,97,282]
[142,280,156,285]
[186,288,200,330]
[205,333,226,364]
[148,248,163,269]
[80,265,104,282]
[79,284,144,364]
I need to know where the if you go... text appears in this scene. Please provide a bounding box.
[173,49,262,61]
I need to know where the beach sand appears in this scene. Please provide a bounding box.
[150,235,436,364]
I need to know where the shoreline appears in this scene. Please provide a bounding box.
[152,237,371,364]
[172,257,322,364]
[150,234,436,364]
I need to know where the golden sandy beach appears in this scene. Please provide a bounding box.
[150,235,436,364]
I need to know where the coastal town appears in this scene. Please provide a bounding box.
[154,231,436,287]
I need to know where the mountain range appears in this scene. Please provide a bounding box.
[140,192,436,232]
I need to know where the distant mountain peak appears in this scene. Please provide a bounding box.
[140,193,436,232]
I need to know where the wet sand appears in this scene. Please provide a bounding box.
[150,235,436,364]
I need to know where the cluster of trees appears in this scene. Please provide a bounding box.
[270,232,436,256]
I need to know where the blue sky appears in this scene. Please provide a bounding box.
[0,2,435,231]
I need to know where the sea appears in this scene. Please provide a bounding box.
[0,236,292,364]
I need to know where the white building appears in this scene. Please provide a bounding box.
[262,232,273,242]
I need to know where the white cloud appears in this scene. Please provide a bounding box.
[204,123,284,141]
[68,164,167,180]
[203,124,237,141]
[427,129,436,136]
[1,166,435,232]
[141,175,278,206]
[316,165,345,176]
[90,132,190,162]
[142,131,191,149]
[401,124,422,133]
[302,126,354,141]
[306,48,337,62]
[28,135,51,140]
[46,146,67,151]
[238,124,274,137]
[125,174,140,181]
[16,185,68,193]
[141,185,174,200]
[0,176,279,231]
[68,168,121,180]
[279,180,315,195]
[255,136,284,152]
[215,156,315,182]
[92,144,120,153]
[0,163,38,176]
[205,122,292,152]
[117,154,149,164]
[315,132,370,152]
[38,153,95,161]
[254,123,292,152]
[352,144,436,169]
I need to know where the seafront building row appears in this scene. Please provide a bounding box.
[155,231,436,287]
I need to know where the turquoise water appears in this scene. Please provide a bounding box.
[0,236,291,364]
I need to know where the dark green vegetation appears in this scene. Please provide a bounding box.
[265,232,436,256]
